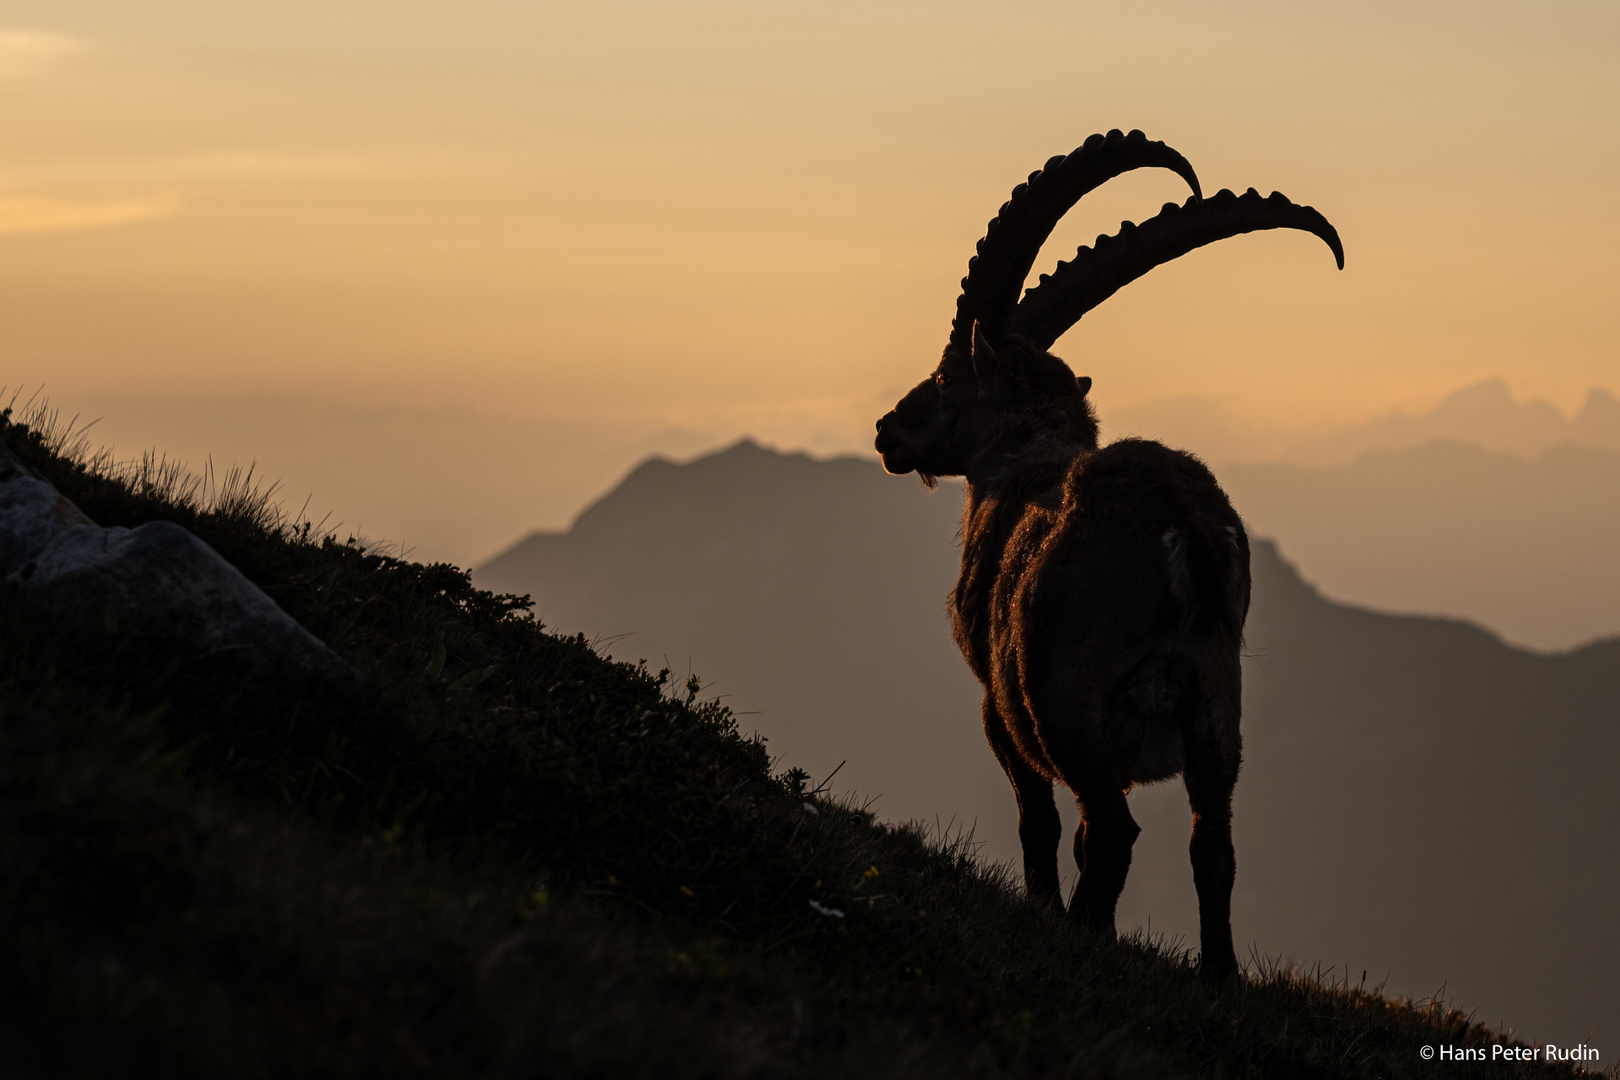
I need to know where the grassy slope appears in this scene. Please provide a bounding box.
[0,407,1603,1080]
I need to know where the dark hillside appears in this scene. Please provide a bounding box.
[478,440,1620,1052]
[1,410,1607,1078]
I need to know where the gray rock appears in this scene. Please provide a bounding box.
[0,438,357,689]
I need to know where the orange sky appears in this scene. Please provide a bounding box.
[3,1,1617,562]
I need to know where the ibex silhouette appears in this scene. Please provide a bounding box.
[874,130,1342,978]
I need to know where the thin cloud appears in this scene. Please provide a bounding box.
[0,29,89,75]
[94,151,375,181]
[0,192,180,236]
[0,150,385,188]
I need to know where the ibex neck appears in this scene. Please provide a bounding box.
[952,432,1080,684]
[963,427,1087,506]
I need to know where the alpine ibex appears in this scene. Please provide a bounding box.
[874,130,1342,978]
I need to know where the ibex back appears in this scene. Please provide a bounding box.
[874,130,1342,979]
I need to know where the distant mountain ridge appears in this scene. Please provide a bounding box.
[1220,439,1620,650]
[1105,379,1620,650]
[1108,379,1620,468]
[476,439,1620,1052]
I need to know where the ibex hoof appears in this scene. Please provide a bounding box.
[1198,952,1239,982]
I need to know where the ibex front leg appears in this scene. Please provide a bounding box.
[1181,675,1242,980]
[984,699,1062,909]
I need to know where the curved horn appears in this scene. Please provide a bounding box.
[947,129,1202,356]
[1006,188,1344,349]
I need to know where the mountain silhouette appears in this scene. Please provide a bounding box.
[1108,379,1620,468]
[1102,382,1620,650]
[477,439,1619,1050]
[1282,379,1616,464]
[1220,440,1620,649]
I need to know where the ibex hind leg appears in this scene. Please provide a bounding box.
[1181,675,1242,981]
[1067,778,1139,933]
[1034,687,1140,933]
[984,699,1062,909]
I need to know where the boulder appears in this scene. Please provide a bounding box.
[0,438,358,691]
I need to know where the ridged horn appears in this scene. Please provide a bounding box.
[1007,188,1344,349]
[947,129,1202,356]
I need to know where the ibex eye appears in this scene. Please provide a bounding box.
[934,371,951,388]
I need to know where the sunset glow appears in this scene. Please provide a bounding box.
[3,0,1616,561]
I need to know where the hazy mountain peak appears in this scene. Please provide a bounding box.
[708,436,779,458]
[1432,376,1512,409]
[1424,377,1570,436]
[1575,386,1620,433]
[1113,378,1620,468]
[667,437,838,477]
[1248,537,1323,608]
[1287,378,1572,465]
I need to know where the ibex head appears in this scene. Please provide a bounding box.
[874,324,1096,486]
[875,129,1343,484]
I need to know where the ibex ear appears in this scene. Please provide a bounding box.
[970,321,998,382]
[1076,375,1092,397]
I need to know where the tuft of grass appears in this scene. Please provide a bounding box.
[0,402,1608,1079]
